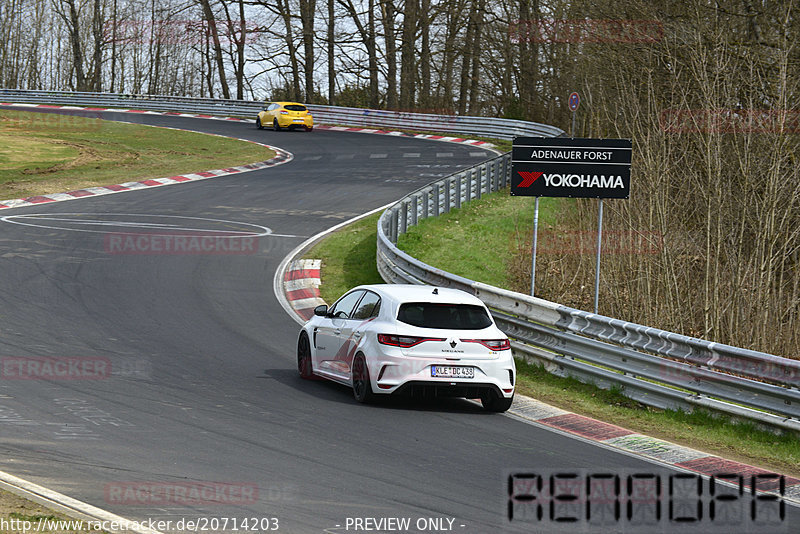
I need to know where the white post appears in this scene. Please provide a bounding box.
[594,199,604,314]
[531,197,540,296]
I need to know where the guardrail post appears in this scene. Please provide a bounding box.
[500,157,508,188]
[444,179,451,213]
[484,162,492,195]
[390,209,398,243]
[411,195,418,226]
[466,170,473,203]
[476,167,482,200]
[492,160,500,192]
[455,174,462,209]
[400,201,408,234]
[433,185,440,217]
[421,190,429,220]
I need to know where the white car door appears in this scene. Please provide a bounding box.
[335,290,382,377]
[314,290,364,378]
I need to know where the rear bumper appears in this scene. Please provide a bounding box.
[390,381,506,399]
[277,116,313,128]
[371,354,515,398]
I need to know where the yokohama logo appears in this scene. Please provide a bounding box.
[542,173,624,188]
[517,171,543,187]
[518,171,624,189]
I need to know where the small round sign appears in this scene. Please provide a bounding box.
[568,92,580,111]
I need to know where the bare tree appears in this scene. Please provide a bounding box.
[198,0,231,98]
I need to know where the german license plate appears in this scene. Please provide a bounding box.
[293,119,304,122]
[431,366,474,379]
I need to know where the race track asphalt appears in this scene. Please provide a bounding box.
[0,107,792,534]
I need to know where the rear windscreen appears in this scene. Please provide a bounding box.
[397,303,492,330]
[284,104,307,111]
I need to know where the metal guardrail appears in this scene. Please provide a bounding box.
[0,89,563,140]
[4,89,796,433]
[376,154,800,433]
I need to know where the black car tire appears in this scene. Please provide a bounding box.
[256,117,263,130]
[481,391,514,412]
[297,332,314,379]
[352,353,375,403]
[273,119,281,131]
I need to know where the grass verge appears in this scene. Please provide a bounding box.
[304,213,384,304]
[397,189,563,288]
[0,110,275,199]
[0,488,106,533]
[303,189,800,477]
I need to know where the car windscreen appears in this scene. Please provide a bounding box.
[397,303,493,330]
[284,104,307,111]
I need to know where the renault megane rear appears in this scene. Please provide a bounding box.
[297,284,515,412]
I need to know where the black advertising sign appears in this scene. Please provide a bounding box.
[511,137,632,198]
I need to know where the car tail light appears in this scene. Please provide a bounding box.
[461,338,511,351]
[280,110,288,114]
[378,334,445,348]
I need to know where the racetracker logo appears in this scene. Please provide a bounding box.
[104,232,257,255]
[104,481,259,505]
[1,357,111,380]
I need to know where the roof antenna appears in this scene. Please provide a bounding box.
[432,288,438,295]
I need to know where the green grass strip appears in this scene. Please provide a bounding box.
[0,110,275,199]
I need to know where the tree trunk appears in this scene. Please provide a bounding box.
[467,0,484,113]
[380,0,397,109]
[327,0,335,104]
[400,0,417,109]
[300,0,316,102]
[198,0,231,99]
[456,0,476,114]
[418,0,430,109]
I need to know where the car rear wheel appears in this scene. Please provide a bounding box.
[297,332,313,379]
[481,391,514,412]
[304,126,313,132]
[273,119,281,131]
[352,353,375,403]
[256,117,263,130]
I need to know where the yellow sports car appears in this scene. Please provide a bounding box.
[256,102,313,131]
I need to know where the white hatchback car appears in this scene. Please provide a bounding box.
[297,284,515,412]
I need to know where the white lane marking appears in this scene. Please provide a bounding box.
[285,278,321,292]
[303,155,323,160]
[0,213,279,237]
[402,153,421,158]
[0,470,163,534]
[290,297,326,310]
[335,154,355,159]
[470,151,488,157]
[436,152,454,157]
[369,153,388,159]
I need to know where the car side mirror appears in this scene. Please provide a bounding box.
[313,305,328,317]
